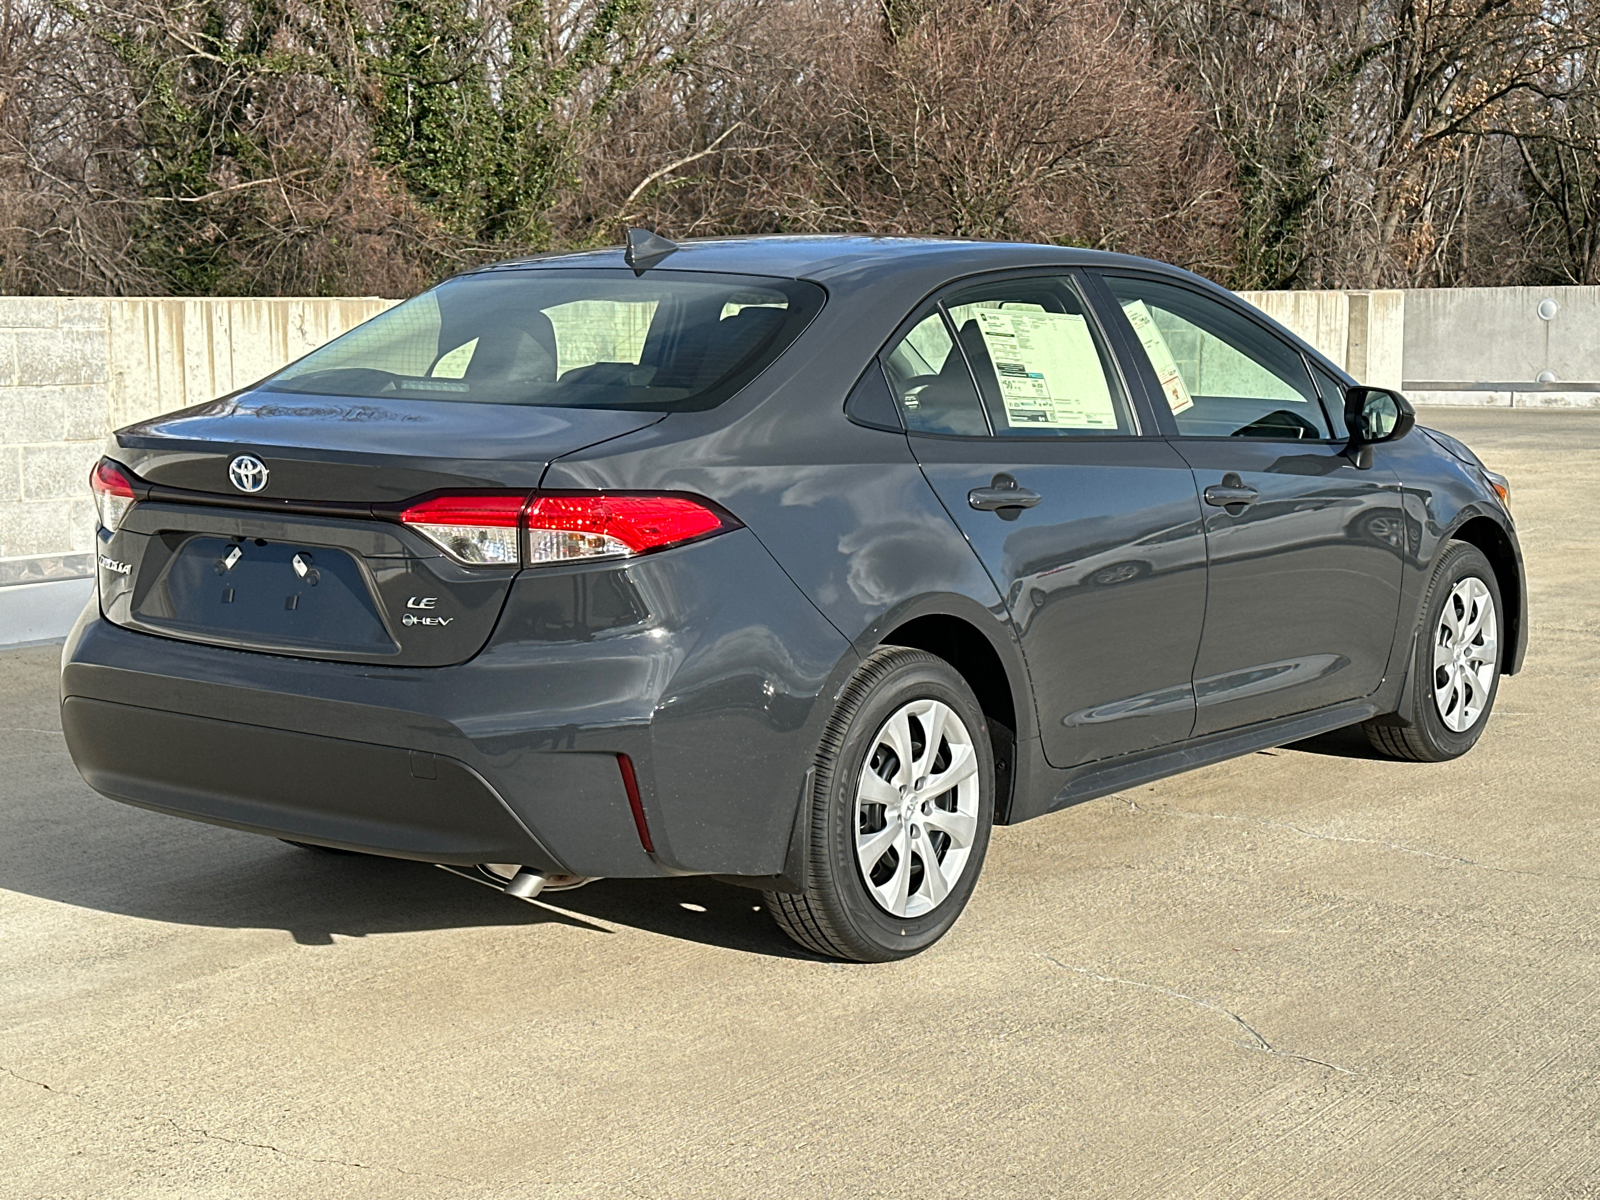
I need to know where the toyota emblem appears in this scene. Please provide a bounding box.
[228,454,270,494]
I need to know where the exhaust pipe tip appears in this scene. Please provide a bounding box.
[503,868,548,900]
[476,863,596,897]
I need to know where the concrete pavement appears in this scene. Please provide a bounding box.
[3,407,1598,1198]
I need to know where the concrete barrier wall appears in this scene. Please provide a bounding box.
[106,297,401,431]
[0,283,1595,643]
[1242,286,1600,408]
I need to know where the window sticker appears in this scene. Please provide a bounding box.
[971,309,1119,430]
[1120,300,1194,414]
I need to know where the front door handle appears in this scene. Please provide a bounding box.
[969,474,1043,511]
[1203,473,1259,508]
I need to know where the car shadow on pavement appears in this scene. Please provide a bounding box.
[532,876,817,960]
[1283,724,1395,760]
[0,766,812,959]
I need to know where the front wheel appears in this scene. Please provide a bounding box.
[1365,541,1503,762]
[765,648,995,962]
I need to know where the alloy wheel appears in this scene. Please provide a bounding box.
[1433,575,1498,733]
[853,698,980,918]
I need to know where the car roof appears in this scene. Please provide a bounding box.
[469,234,1191,287]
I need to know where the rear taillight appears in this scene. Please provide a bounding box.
[398,494,526,566]
[394,491,736,567]
[524,495,731,565]
[91,459,137,532]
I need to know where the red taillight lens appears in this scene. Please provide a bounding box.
[399,493,526,566]
[395,491,735,567]
[91,459,137,532]
[524,495,732,565]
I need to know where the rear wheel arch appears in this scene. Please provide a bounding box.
[1444,515,1522,675]
[878,612,1024,824]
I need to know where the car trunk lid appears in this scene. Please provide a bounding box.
[97,393,664,666]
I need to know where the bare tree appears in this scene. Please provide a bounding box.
[0,0,151,293]
[573,0,1235,273]
[1511,25,1600,284]
[1,0,1595,296]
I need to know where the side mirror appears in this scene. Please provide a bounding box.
[1343,386,1415,469]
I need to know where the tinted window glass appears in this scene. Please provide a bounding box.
[945,276,1133,436]
[883,312,990,436]
[261,270,824,412]
[1103,276,1330,439]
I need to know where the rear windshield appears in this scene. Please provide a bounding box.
[261,269,825,412]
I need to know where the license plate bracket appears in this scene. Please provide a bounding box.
[134,536,396,653]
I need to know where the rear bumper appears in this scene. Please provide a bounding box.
[61,528,853,877]
[62,697,567,867]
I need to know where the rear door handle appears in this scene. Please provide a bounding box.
[969,475,1042,511]
[1203,473,1259,508]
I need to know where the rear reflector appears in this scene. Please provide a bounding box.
[617,753,654,853]
[525,495,731,565]
[91,459,138,532]
[395,491,736,568]
[399,493,525,566]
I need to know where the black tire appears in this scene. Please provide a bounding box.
[1364,541,1503,762]
[765,647,995,962]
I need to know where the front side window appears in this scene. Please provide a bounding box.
[261,270,824,412]
[946,275,1134,436]
[1310,363,1351,439]
[1101,275,1331,439]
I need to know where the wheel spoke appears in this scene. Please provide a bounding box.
[922,805,976,847]
[884,827,913,914]
[1436,667,1460,717]
[918,840,949,905]
[1465,636,1498,669]
[915,701,949,778]
[1440,597,1463,640]
[857,813,902,876]
[1433,634,1455,671]
[880,709,915,788]
[922,742,977,797]
[858,770,900,809]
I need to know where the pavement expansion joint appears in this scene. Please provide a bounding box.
[0,1063,75,1095]
[1037,954,1357,1076]
[163,1117,472,1183]
[4,1061,469,1183]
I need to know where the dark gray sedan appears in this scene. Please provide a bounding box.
[63,233,1525,961]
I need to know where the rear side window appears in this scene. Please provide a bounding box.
[261,270,824,412]
[881,274,1135,438]
[944,275,1134,436]
[882,312,990,436]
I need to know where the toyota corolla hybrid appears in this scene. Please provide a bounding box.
[62,232,1525,961]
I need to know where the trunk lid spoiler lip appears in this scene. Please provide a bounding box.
[104,404,671,515]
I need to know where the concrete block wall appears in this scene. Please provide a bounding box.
[0,296,394,635]
[0,299,114,587]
